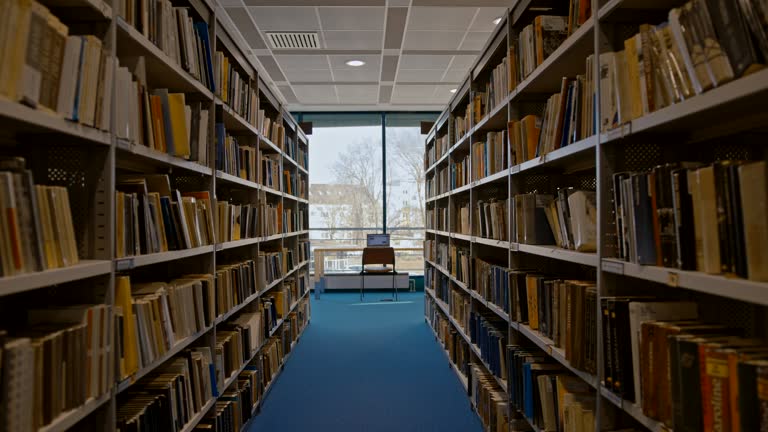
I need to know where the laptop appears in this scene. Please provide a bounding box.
[366,233,390,247]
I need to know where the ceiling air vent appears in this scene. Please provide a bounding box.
[266,32,320,49]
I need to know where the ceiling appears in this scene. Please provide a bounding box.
[216,0,512,111]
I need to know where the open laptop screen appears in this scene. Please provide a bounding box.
[366,234,390,247]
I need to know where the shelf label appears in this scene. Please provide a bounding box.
[602,260,624,274]
[116,258,134,271]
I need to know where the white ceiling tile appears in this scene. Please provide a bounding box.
[396,69,444,82]
[407,6,476,31]
[391,84,436,103]
[248,7,320,31]
[399,54,453,70]
[403,31,464,50]
[336,85,379,103]
[274,55,329,70]
[333,68,380,81]
[459,31,492,50]
[323,30,383,50]
[318,7,385,31]
[442,68,467,82]
[293,85,337,104]
[282,68,333,82]
[449,55,477,70]
[328,54,381,70]
[470,7,508,32]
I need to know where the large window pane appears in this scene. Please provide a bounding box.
[305,114,382,273]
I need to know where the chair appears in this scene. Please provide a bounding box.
[359,247,398,301]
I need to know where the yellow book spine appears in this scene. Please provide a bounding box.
[168,93,190,158]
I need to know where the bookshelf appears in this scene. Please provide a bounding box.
[0,0,310,430]
[424,1,768,432]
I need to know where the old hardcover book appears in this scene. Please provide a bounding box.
[534,15,568,66]
[738,161,768,281]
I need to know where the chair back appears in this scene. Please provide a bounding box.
[361,247,395,267]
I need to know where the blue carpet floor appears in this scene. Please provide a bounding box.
[246,291,483,432]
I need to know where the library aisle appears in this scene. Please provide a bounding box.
[247,292,483,432]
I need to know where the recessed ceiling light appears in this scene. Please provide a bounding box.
[450,88,457,93]
[493,17,502,25]
[345,60,365,67]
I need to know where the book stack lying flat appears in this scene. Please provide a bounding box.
[0,1,113,130]
[117,348,215,431]
[0,157,79,276]
[116,175,214,257]
[118,0,215,91]
[613,161,768,281]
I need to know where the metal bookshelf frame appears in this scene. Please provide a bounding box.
[0,0,311,430]
[423,1,768,431]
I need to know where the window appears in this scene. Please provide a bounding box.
[296,112,438,275]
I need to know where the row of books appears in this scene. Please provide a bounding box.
[516,275,598,375]
[426,165,450,198]
[118,66,209,163]
[260,201,282,237]
[282,208,305,233]
[514,16,569,84]
[469,311,508,383]
[298,240,310,263]
[449,289,471,336]
[450,154,469,190]
[0,304,112,431]
[215,260,262,317]
[217,201,258,242]
[117,348,215,431]
[471,130,508,181]
[0,158,79,276]
[259,113,284,147]
[448,244,470,286]
[454,202,470,234]
[216,124,257,182]
[600,1,768,132]
[513,190,597,252]
[118,0,215,93]
[506,350,617,432]
[428,267,449,305]
[507,115,541,166]
[536,65,596,157]
[479,56,509,118]
[475,199,508,241]
[472,259,510,315]
[428,299,471,380]
[426,134,450,169]
[1,2,112,129]
[115,274,215,379]
[216,311,261,385]
[470,365,508,432]
[296,147,308,171]
[261,153,281,190]
[215,51,258,125]
[260,250,285,285]
[425,207,448,231]
[613,161,767,281]
[115,175,214,257]
[455,114,469,143]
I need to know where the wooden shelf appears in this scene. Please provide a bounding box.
[513,135,597,175]
[0,260,112,297]
[600,387,668,432]
[473,168,509,188]
[0,98,112,145]
[452,233,472,242]
[602,258,768,306]
[117,139,213,176]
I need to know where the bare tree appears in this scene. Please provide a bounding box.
[388,128,425,227]
[331,139,383,231]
